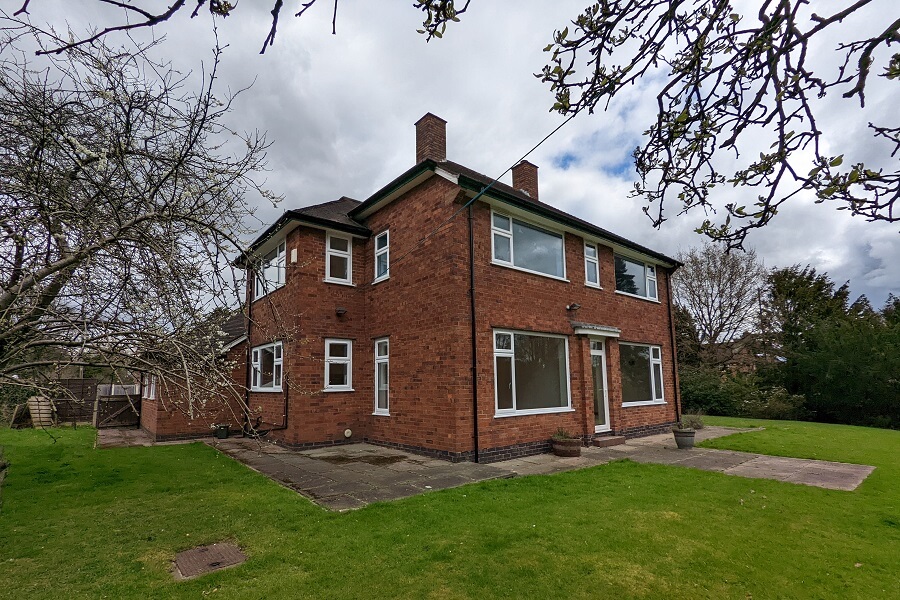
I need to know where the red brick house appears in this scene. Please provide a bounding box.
[215,113,683,462]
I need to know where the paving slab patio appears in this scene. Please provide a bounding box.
[135,424,876,510]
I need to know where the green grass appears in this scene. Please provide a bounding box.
[0,421,898,599]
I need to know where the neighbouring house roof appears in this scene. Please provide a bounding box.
[350,159,681,268]
[220,312,248,351]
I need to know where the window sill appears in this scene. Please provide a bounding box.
[491,261,569,283]
[372,275,389,285]
[323,278,354,287]
[614,290,660,304]
[494,407,576,418]
[585,283,602,290]
[373,410,390,416]
[250,388,283,393]
[622,400,666,408]
[323,388,355,393]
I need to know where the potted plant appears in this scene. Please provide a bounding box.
[551,428,582,457]
[672,413,704,449]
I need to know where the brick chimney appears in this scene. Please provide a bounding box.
[511,160,539,200]
[415,113,447,163]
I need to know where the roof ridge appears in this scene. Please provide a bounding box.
[298,196,361,212]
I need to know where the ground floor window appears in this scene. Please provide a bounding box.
[374,338,389,415]
[324,339,353,391]
[619,342,664,405]
[142,374,158,400]
[494,330,570,415]
[251,341,283,391]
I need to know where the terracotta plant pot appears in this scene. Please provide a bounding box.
[551,437,582,457]
[673,428,696,449]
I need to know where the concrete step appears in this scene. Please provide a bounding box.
[592,435,626,448]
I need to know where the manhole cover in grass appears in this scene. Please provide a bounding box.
[174,542,246,579]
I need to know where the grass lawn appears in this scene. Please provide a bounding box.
[0,420,897,599]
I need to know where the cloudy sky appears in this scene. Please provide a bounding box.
[14,0,900,306]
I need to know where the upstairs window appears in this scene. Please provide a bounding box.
[614,255,658,300]
[251,342,283,392]
[325,233,352,285]
[254,240,286,299]
[374,231,389,282]
[491,211,565,279]
[324,339,353,391]
[584,242,600,288]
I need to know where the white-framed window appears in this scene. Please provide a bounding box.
[614,254,658,301]
[374,338,389,415]
[324,339,353,391]
[142,374,158,400]
[251,341,283,392]
[584,242,600,288]
[254,240,286,299]
[374,231,389,282]
[491,211,566,280]
[325,233,352,285]
[493,329,571,416]
[619,342,665,406]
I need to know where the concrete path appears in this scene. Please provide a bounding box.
[589,426,876,492]
[97,426,876,510]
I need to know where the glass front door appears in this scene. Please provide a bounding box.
[591,339,610,432]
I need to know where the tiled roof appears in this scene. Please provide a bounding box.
[438,161,680,266]
[220,312,248,346]
[295,197,365,230]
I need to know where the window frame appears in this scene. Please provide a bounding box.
[324,338,353,392]
[614,254,659,302]
[374,338,389,415]
[619,342,666,407]
[373,230,390,283]
[490,210,568,281]
[251,341,283,392]
[324,232,353,286]
[142,374,158,400]
[493,329,573,417]
[254,240,286,300]
[584,242,601,288]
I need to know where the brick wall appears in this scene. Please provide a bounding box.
[231,171,678,460]
[469,200,678,457]
[246,223,369,446]
[363,175,473,455]
[140,343,248,440]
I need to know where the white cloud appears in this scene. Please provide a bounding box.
[10,0,898,305]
